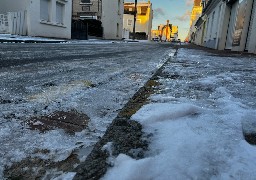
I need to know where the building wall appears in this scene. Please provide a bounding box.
[188,0,203,41]
[147,3,153,40]
[0,0,29,35]
[190,5,203,27]
[204,9,217,48]
[0,13,9,33]
[248,0,256,54]
[172,26,178,36]
[161,24,171,41]
[123,14,134,33]
[225,1,239,49]
[72,0,101,20]
[122,28,130,39]
[231,0,254,52]
[0,0,29,13]
[203,0,227,49]
[123,1,153,40]
[194,22,204,45]
[135,3,152,38]
[27,0,72,39]
[1,11,28,35]
[151,24,179,41]
[101,0,123,40]
[193,0,256,54]
[217,3,230,50]
[151,29,160,39]
[0,0,72,39]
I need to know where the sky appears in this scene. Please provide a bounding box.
[127,0,194,41]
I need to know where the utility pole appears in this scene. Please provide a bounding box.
[132,0,137,40]
[166,20,169,41]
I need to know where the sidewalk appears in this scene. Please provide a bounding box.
[179,43,256,57]
[74,44,256,179]
[0,34,151,44]
[0,34,67,43]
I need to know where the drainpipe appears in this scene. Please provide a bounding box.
[98,0,100,19]
[132,0,137,40]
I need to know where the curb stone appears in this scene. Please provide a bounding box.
[0,39,67,43]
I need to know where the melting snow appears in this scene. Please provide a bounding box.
[103,48,256,179]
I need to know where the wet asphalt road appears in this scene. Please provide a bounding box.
[0,42,171,68]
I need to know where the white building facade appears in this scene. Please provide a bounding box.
[203,0,229,50]
[123,1,153,40]
[226,0,254,52]
[101,0,124,40]
[0,0,72,39]
[193,0,256,54]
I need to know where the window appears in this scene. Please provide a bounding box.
[40,0,50,21]
[56,2,64,24]
[210,11,215,39]
[118,0,121,15]
[206,17,210,40]
[137,7,141,14]
[140,6,148,15]
[82,6,90,11]
[81,0,91,3]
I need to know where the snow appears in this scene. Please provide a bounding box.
[42,171,77,180]
[102,48,256,179]
[52,172,76,180]
[0,34,149,44]
[102,142,115,166]
[0,34,66,42]
[131,103,200,124]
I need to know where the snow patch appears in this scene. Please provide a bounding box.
[52,172,76,180]
[131,103,201,124]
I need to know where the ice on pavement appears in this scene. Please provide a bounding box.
[0,34,66,42]
[0,42,175,177]
[0,33,149,44]
[51,172,76,180]
[103,48,256,179]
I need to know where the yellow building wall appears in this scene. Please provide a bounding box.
[190,6,202,26]
[188,0,203,41]
[171,25,178,38]
[151,24,179,41]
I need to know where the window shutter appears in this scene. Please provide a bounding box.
[40,0,49,21]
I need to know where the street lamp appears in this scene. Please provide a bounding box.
[132,0,137,40]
